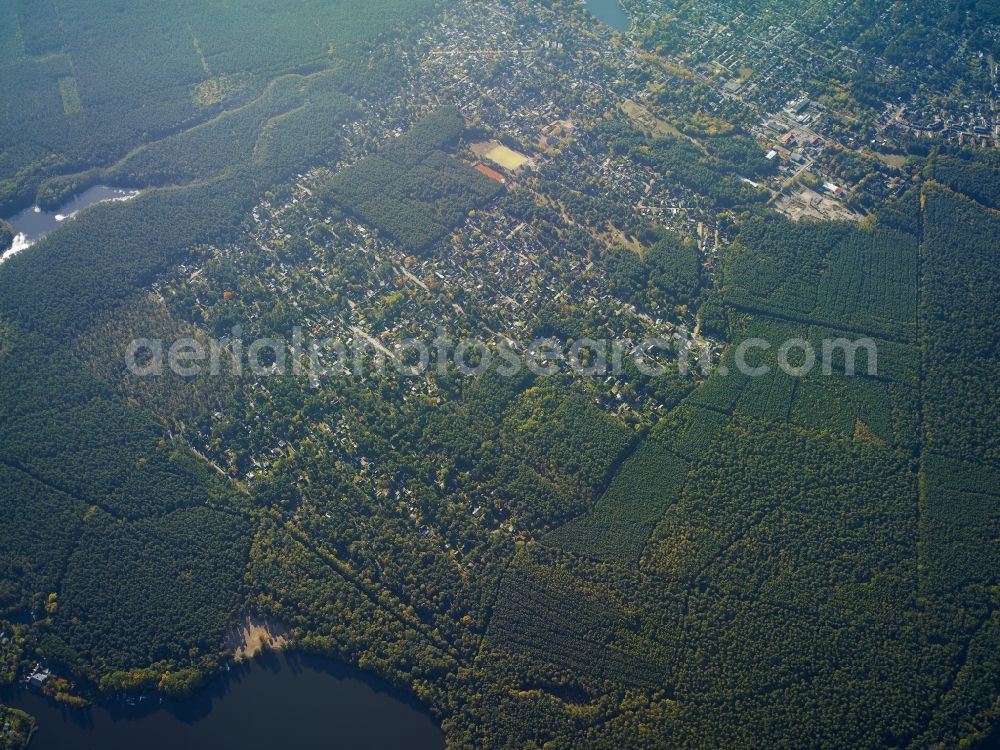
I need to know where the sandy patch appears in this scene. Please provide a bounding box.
[774,186,860,222]
[1,233,31,263]
[225,615,289,661]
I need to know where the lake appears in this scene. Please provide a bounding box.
[0,652,443,750]
[1,185,140,263]
[582,0,631,31]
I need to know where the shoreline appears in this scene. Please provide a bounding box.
[0,649,443,750]
[0,186,141,265]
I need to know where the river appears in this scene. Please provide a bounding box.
[582,0,631,31]
[1,185,140,263]
[0,652,443,750]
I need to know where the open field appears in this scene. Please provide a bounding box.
[472,141,532,171]
[621,98,684,139]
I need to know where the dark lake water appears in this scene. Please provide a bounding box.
[583,0,631,31]
[1,185,139,262]
[0,652,443,750]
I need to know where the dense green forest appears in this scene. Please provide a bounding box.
[721,214,918,340]
[0,175,257,339]
[36,71,360,207]
[920,183,1000,464]
[632,136,769,209]
[600,231,702,309]
[319,107,502,252]
[459,174,999,748]
[47,507,251,677]
[924,153,1000,209]
[0,220,12,253]
[0,0,438,213]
